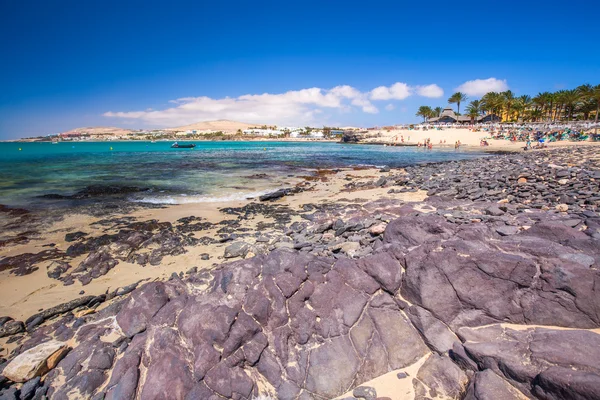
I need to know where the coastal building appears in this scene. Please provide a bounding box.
[428,107,501,124]
[243,128,284,136]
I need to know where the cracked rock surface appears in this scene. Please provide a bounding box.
[1,199,598,399]
[1,147,600,399]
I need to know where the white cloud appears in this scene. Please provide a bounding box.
[370,82,412,100]
[104,81,441,126]
[385,104,395,111]
[455,78,509,97]
[415,84,444,98]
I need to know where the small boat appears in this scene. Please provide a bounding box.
[171,142,196,149]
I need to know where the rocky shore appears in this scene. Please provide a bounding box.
[0,147,599,399]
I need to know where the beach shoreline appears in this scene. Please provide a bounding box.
[2,143,600,320]
[1,145,599,399]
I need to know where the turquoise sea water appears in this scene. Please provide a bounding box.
[0,141,487,208]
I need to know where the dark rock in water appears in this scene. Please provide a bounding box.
[340,131,364,143]
[0,320,25,338]
[259,189,289,202]
[64,231,87,242]
[39,185,150,200]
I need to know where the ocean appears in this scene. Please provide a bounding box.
[0,141,488,208]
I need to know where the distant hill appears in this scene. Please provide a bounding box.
[61,126,135,136]
[167,120,263,133]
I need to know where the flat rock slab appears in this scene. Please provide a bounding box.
[3,340,69,383]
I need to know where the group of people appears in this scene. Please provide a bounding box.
[417,138,435,150]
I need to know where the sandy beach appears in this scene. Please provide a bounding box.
[358,127,600,151]
[0,167,426,321]
[1,145,599,399]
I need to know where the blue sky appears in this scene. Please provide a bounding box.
[1,0,598,139]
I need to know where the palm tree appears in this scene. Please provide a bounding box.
[433,107,443,117]
[448,92,468,115]
[578,84,600,128]
[532,93,547,119]
[514,95,532,122]
[501,90,516,121]
[416,106,434,122]
[465,100,482,123]
[560,89,583,120]
[527,108,543,122]
[553,90,568,121]
[534,92,554,121]
[481,92,502,119]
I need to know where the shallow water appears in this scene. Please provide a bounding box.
[0,141,487,207]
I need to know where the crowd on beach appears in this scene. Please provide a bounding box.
[410,122,600,143]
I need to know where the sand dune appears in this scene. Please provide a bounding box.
[61,126,135,136]
[166,119,262,133]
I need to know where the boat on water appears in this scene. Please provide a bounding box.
[171,142,196,149]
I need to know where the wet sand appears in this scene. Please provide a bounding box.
[0,167,425,321]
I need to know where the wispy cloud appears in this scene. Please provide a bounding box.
[104,82,443,126]
[455,78,509,97]
[385,104,395,111]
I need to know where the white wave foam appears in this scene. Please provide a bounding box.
[131,189,278,204]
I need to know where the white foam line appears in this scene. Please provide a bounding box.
[130,188,279,204]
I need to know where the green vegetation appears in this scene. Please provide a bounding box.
[448,92,468,114]
[417,84,600,123]
[416,106,434,122]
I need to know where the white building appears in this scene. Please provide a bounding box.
[243,128,284,136]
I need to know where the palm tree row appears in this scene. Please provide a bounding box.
[415,105,443,121]
[417,84,600,123]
